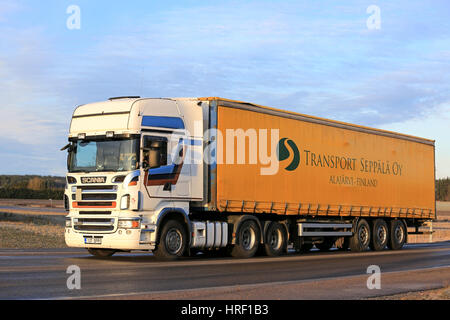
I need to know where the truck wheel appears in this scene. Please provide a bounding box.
[264,222,286,257]
[388,220,406,250]
[349,219,371,252]
[87,248,116,258]
[153,220,187,260]
[370,219,389,251]
[231,220,261,258]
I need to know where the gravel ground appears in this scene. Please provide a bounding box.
[372,286,450,300]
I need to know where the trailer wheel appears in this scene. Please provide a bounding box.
[153,220,187,260]
[388,220,406,250]
[87,248,116,258]
[349,219,371,252]
[264,222,286,257]
[370,219,389,251]
[231,220,261,258]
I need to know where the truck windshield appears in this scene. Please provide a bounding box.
[68,137,140,173]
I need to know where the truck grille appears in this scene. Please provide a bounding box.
[73,202,116,208]
[72,194,117,201]
[72,185,117,209]
[73,218,115,233]
[79,211,112,215]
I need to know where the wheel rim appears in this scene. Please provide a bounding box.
[394,224,405,243]
[359,225,369,246]
[377,225,387,244]
[242,227,256,251]
[269,228,282,251]
[166,228,182,254]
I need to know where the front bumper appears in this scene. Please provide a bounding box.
[65,227,156,251]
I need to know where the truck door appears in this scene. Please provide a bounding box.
[141,134,190,201]
[142,134,171,200]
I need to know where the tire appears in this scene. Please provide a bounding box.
[349,219,371,252]
[87,248,116,258]
[153,220,187,260]
[370,219,389,251]
[231,219,261,258]
[388,219,407,250]
[263,222,287,257]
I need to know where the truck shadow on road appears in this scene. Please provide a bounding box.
[66,248,359,265]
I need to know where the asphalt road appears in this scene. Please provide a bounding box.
[0,242,449,300]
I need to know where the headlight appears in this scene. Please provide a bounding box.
[67,176,77,184]
[65,218,72,228]
[118,218,141,229]
[120,195,130,210]
[112,175,126,183]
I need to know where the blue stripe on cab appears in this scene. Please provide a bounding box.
[141,116,185,129]
[149,164,176,175]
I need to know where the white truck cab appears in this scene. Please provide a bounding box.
[64,97,208,258]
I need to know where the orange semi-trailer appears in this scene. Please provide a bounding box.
[64,97,435,259]
[190,98,435,257]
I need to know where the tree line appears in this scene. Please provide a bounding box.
[0,175,65,199]
[436,177,450,201]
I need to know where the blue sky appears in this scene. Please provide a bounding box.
[0,0,449,177]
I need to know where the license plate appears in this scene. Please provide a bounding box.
[84,237,102,244]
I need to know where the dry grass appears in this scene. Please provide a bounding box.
[0,220,66,249]
[407,205,450,243]
[407,221,450,243]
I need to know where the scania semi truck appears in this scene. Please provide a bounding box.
[63,97,436,259]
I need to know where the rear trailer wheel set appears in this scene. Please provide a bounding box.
[86,216,409,260]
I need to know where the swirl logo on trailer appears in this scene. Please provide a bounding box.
[277,138,300,171]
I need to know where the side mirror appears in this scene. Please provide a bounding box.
[60,143,71,152]
[172,142,184,165]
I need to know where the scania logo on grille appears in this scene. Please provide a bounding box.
[81,176,106,184]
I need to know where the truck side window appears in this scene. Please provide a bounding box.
[143,136,167,169]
